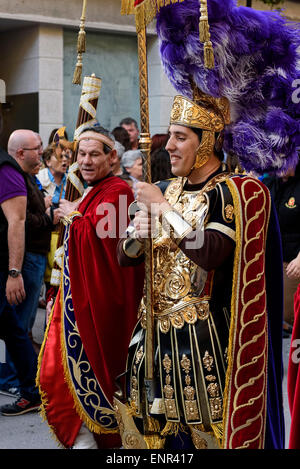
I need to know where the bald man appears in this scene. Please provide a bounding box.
[0,128,42,415]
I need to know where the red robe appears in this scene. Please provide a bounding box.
[288,284,300,449]
[37,176,144,448]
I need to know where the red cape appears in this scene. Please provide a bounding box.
[288,284,300,449]
[37,176,144,447]
[69,176,144,406]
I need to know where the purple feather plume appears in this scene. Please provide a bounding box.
[156,0,300,174]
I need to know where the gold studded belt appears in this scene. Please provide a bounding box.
[140,296,211,333]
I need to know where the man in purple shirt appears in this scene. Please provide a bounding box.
[0,126,42,415]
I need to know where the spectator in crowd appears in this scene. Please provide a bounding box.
[111,140,125,176]
[121,149,143,197]
[150,133,169,155]
[119,117,139,150]
[38,144,69,208]
[264,160,300,337]
[0,127,42,415]
[112,126,131,152]
[150,133,173,191]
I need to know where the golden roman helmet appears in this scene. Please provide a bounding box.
[169,88,231,171]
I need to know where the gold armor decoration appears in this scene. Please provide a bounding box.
[170,95,225,132]
[206,375,217,382]
[138,175,229,333]
[181,354,201,422]
[224,204,234,222]
[181,354,191,374]
[203,351,214,372]
[207,383,220,398]
[162,355,179,420]
[114,397,149,449]
[185,400,200,421]
[162,354,172,374]
[196,301,210,320]
[209,397,223,421]
[129,345,144,413]
[138,181,214,333]
[190,425,209,449]
[193,131,213,169]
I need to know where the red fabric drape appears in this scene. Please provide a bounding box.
[69,177,144,405]
[38,293,82,448]
[288,283,300,449]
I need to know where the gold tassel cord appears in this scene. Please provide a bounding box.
[204,41,215,69]
[72,0,88,85]
[121,0,135,15]
[199,0,215,69]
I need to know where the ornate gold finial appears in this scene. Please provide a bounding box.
[73,0,88,85]
[199,0,215,69]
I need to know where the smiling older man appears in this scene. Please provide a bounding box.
[37,125,144,449]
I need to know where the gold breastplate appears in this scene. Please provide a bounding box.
[139,179,213,333]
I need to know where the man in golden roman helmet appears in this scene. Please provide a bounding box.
[117,84,286,451]
[116,0,290,451]
[117,88,238,450]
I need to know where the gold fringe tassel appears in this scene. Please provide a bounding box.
[72,0,88,85]
[72,59,83,85]
[144,416,165,449]
[204,41,215,69]
[77,29,86,54]
[160,421,180,437]
[211,423,223,448]
[199,0,215,69]
[121,0,135,15]
[121,0,185,33]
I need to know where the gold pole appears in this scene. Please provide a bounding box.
[137,26,155,408]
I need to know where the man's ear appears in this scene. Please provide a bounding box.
[109,149,117,164]
[16,148,24,161]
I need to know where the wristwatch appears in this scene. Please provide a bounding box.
[8,269,22,278]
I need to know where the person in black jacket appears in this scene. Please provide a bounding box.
[0,127,42,415]
[0,129,60,400]
[264,159,300,336]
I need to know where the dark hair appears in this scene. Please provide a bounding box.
[80,126,114,155]
[119,117,138,129]
[151,134,169,154]
[151,148,173,183]
[112,126,131,151]
[190,127,224,162]
[42,144,56,165]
